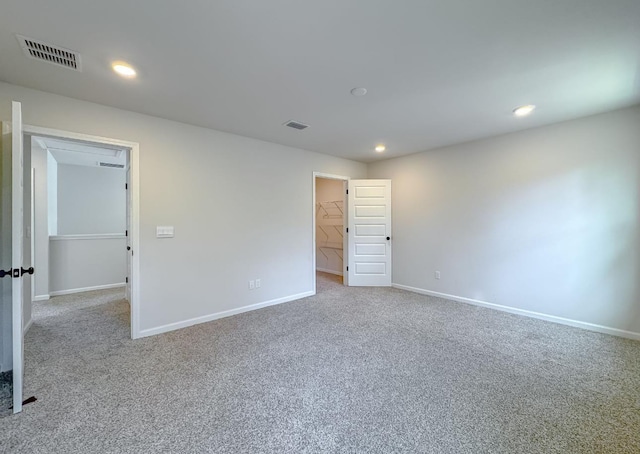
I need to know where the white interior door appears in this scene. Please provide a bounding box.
[0,111,14,411]
[347,179,392,286]
[1,101,25,413]
[11,102,24,413]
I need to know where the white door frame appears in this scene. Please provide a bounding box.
[312,172,349,294]
[22,124,141,339]
[29,167,35,311]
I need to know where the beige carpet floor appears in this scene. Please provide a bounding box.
[0,273,639,453]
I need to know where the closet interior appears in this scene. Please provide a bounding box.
[315,178,345,278]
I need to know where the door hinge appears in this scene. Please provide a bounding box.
[125,277,128,283]
[125,183,128,190]
[125,230,128,236]
[0,268,31,278]
[346,227,349,233]
[346,189,349,195]
[346,266,349,271]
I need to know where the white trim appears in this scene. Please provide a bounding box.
[392,283,640,341]
[24,318,33,334]
[313,172,350,294]
[22,125,137,150]
[138,290,315,338]
[50,234,125,241]
[313,172,351,180]
[50,282,125,297]
[316,267,343,276]
[129,144,140,339]
[33,294,50,301]
[23,124,141,340]
[30,167,35,304]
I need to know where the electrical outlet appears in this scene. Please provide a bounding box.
[255,279,261,288]
[435,271,441,280]
[249,280,255,290]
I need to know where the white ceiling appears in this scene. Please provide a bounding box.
[2,0,639,163]
[33,136,126,167]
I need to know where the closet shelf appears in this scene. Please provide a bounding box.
[318,245,343,260]
[316,200,344,219]
[316,198,344,266]
[317,225,344,241]
[318,218,343,226]
[318,243,342,250]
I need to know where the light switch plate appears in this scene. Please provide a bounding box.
[156,226,175,238]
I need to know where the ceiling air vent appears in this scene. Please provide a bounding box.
[283,120,309,130]
[99,162,125,169]
[16,34,82,71]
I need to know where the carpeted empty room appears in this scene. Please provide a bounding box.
[1,272,638,453]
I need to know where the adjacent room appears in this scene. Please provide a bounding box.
[31,135,128,301]
[29,134,131,358]
[0,1,639,453]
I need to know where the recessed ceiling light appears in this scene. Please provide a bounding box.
[112,61,137,78]
[375,144,386,153]
[513,104,536,117]
[351,87,368,97]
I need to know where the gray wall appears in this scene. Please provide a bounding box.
[368,105,640,335]
[0,81,367,336]
[5,80,636,339]
[57,164,126,235]
[49,236,126,294]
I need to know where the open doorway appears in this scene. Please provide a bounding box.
[29,135,128,294]
[313,173,348,293]
[26,133,132,332]
[19,125,139,343]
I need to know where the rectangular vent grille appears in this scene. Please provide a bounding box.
[284,120,309,130]
[99,162,125,169]
[16,35,81,71]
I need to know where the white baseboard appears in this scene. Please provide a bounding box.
[138,290,315,338]
[392,283,640,341]
[316,267,343,276]
[33,294,50,302]
[50,282,126,297]
[24,318,33,334]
